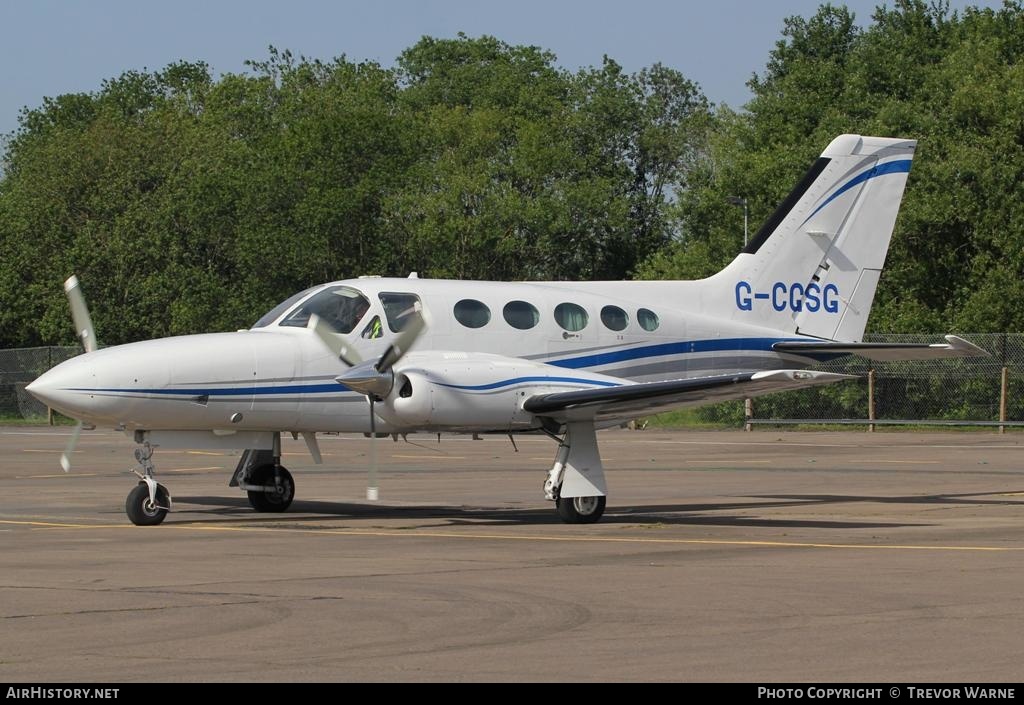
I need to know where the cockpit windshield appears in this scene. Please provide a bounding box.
[278,285,370,334]
[251,286,321,328]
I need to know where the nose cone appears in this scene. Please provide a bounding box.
[25,355,94,420]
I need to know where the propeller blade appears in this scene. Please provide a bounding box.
[375,303,428,373]
[308,314,363,367]
[64,275,97,353]
[60,422,83,473]
[367,398,379,501]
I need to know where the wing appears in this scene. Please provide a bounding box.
[773,335,988,362]
[523,369,854,423]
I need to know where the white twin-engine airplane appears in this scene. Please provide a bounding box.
[27,134,986,526]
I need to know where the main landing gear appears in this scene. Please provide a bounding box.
[229,433,294,513]
[543,422,608,524]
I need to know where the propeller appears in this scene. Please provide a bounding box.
[308,303,429,500]
[65,275,97,353]
[60,275,97,472]
[310,314,363,367]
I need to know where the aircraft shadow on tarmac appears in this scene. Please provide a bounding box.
[157,492,1022,530]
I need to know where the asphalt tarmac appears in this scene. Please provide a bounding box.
[1,426,1023,682]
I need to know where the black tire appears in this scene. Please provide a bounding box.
[126,482,169,526]
[247,465,295,513]
[555,495,606,524]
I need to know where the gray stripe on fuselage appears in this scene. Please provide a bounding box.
[523,341,641,361]
[597,355,805,381]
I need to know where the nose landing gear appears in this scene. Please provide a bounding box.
[125,441,171,526]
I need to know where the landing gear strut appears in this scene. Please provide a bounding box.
[125,438,171,526]
[543,422,607,524]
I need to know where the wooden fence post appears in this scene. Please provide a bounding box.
[1000,366,1008,434]
[868,369,876,433]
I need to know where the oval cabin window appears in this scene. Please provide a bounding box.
[503,301,540,330]
[637,308,660,332]
[454,299,491,329]
[600,305,629,331]
[554,303,589,332]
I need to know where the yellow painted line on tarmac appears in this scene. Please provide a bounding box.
[683,459,772,464]
[1,518,1021,552]
[13,472,101,479]
[864,459,942,465]
[22,449,79,454]
[186,451,227,456]
[0,520,124,529]
[162,466,225,473]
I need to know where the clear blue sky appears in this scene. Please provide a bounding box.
[0,0,1002,137]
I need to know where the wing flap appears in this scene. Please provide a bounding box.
[774,335,989,362]
[523,369,854,423]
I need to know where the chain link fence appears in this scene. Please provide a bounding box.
[2,335,1022,427]
[0,347,80,420]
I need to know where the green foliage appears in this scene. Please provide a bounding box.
[0,38,711,346]
[3,4,1024,347]
[638,0,1024,334]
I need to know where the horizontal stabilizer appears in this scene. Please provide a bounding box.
[773,335,989,362]
[523,369,854,423]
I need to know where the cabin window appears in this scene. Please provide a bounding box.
[638,308,660,332]
[454,299,491,329]
[600,305,629,331]
[378,292,422,333]
[279,285,369,333]
[554,303,589,332]
[503,301,540,330]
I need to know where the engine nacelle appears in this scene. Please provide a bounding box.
[373,352,620,432]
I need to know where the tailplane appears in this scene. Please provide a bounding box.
[704,134,916,342]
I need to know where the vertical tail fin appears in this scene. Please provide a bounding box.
[707,134,916,342]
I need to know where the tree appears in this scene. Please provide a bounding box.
[0,38,713,346]
[639,0,1024,334]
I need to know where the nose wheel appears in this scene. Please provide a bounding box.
[124,438,172,526]
[126,482,171,526]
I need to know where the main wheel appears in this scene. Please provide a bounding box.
[126,482,170,526]
[247,465,295,513]
[555,495,606,524]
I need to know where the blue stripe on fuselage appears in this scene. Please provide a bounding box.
[436,376,621,392]
[548,337,806,369]
[68,382,349,396]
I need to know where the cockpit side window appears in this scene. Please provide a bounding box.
[279,286,370,333]
[361,315,384,339]
[378,293,422,333]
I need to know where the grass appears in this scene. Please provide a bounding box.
[639,408,743,430]
[0,413,76,426]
